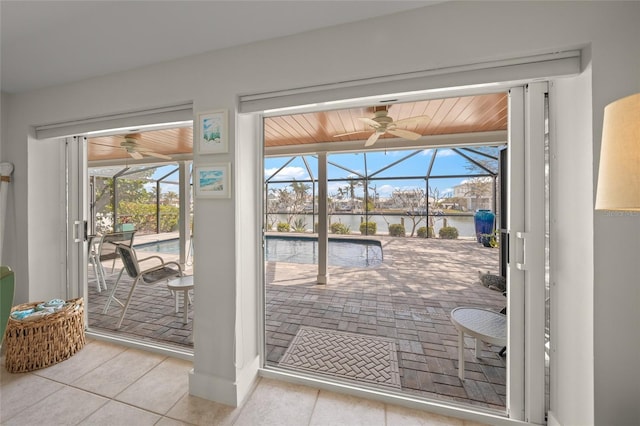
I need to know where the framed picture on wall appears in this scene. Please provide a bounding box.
[197,109,228,154]
[194,163,231,199]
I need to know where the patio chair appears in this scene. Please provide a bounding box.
[103,244,183,329]
[88,234,107,292]
[100,230,136,273]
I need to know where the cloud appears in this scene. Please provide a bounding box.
[264,166,306,180]
[459,176,492,185]
[436,148,455,157]
[327,182,343,195]
[376,184,396,197]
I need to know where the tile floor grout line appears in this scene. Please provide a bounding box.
[306,385,322,426]
[0,375,67,424]
[111,357,189,417]
[230,376,262,426]
[107,351,170,403]
[55,378,172,420]
[155,389,191,422]
[71,390,111,426]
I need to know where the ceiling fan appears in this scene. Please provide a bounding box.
[90,133,172,160]
[334,109,431,147]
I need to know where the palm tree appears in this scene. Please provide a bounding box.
[347,178,362,210]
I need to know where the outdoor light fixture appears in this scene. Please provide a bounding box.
[595,93,640,211]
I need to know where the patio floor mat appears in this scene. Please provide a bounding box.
[278,326,401,388]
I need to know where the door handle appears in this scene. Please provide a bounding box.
[515,231,528,270]
[73,221,87,243]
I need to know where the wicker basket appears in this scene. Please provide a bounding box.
[4,297,86,373]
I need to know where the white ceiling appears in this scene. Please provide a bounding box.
[0,0,440,94]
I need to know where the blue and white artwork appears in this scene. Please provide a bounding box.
[202,116,222,143]
[198,109,228,153]
[195,164,230,198]
[198,168,224,192]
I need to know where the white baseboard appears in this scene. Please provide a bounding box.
[188,355,259,407]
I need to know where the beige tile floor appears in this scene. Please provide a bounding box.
[1,338,488,426]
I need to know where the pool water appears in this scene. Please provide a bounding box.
[136,236,383,268]
[134,238,182,254]
[264,236,383,267]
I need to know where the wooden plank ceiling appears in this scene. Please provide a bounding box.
[88,127,193,162]
[87,93,507,162]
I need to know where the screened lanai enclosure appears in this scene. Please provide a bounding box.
[88,163,192,236]
[265,145,505,240]
[262,93,515,412]
[86,157,195,348]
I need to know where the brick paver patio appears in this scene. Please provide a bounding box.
[87,233,194,348]
[87,233,506,411]
[265,236,506,411]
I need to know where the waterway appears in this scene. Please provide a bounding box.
[266,213,480,238]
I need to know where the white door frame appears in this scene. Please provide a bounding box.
[523,82,548,424]
[257,82,548,422]
[507,82,548,423]
[66,136,89,302]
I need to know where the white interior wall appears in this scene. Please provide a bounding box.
[549,68,594,426]
[1,2,639,424]
[26,136,67,302]
[0,93,5,159]
[589,14,640,425]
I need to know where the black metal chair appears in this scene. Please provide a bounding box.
[99,230,137,274]
[103,244,183,329]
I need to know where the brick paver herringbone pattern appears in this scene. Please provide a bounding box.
[279,326,401,388]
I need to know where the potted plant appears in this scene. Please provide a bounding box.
[480,232,498,248]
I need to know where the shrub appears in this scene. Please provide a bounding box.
[118,201,179,233]
[277,222,290,232]
[417,226,434,238]
[292,218,307,232]
[439,226,459,239]
[359,221,377,235]
[388,223,405,237]
[330,222,351,234]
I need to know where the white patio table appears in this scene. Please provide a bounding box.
[167,275,194,324]
[450,307,506,380]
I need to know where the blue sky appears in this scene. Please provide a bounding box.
[264,147,502,199]
[141,145,502,198]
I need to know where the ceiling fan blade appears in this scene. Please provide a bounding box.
[358,117,381,128]
[393,115,431,126]
[90,141,121,149]
[144,151,173,160]
[364,131,382,147]
[129,151,144,160]
[388,129,422,141]
[333,130,371,138]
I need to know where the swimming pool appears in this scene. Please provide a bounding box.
[136,235,383,268]
[134,238,182,254]
[264,235,383,268]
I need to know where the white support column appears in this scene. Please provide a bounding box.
[317,152,329,284]
[179,161,191,269]
[523,81,548,424]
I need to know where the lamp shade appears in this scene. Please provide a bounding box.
[595,93,640,211]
